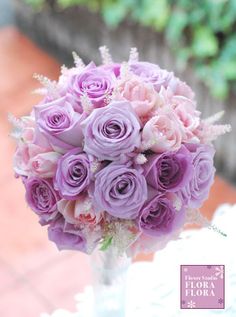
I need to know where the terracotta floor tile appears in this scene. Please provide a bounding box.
[201,176,236,219]
[0,26,60,123]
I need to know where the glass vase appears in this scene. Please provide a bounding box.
[90,247,131,317]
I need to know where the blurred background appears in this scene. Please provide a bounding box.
[0,0,236,316]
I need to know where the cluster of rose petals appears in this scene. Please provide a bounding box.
[12,51,224,256]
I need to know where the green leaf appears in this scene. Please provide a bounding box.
[132,0,170,31]
[100,236,113,251]
[221,60,236,80]
[188,7,206,25]
[102,1,129,27]
[24,0,45,9]
[212,60,236,81]
[220,35,236,61]
[166,9,188,45]
[207,0,236,32]
[57,0,80,8]
[57,0,99,10]
[192,26,218,58]
[210,76,228,100]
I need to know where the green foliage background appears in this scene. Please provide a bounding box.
[24,0,236,100]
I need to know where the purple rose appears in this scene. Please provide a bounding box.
[34,96,85,152]
[69,62,115,108]
[48,216,101,253]
[98,62,121,77]
[48,216,87,252]
[81,101,141,161]
[180,144,215,208]
[93,163,148,219]
[139,192,185,237]
[130,61,175,92]
[54,148,91,200]
[24,177,60,225]
[130,62,195,99]
[144,145,193,192]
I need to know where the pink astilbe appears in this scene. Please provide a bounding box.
[195,111,231,144]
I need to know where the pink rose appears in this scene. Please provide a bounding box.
[141,110,183,153]
[20,116,35,143]
[29,151,61,178]
[173,79,195,100]
[156,88,199,142]
[57,193,102,227]
[116,77,158,119]
[14,142,61,178]
[172,96,200,142]
[14,142,32,176]
[11,115,36,145]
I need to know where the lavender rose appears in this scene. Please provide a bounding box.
[99,62,121,77]
[48,215,101,253]
[34,96,85,152]
[129,62,194,99]
[69,62,115,108]
[130,62,175,92]
[93,163,148,219]
[180,143,215,208]
[139,192,185,237]
[24,177,60,225]
[48,216,87,252]
[144,145,193,192]
[54,148,91,200]
[81,101,141,161]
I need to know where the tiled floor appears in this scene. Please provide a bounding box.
[0,26,236,317]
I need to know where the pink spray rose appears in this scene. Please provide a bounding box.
[57,193,102,226]
[20,116,35,143]
[14,143,60,178]
[141,109,183,153]
[116,76,158,118]
[172,96,200,142]
[28,150,61,178]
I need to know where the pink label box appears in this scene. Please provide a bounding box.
[180,265,225,309]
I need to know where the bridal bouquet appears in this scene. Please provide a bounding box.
[11,47,230,256]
